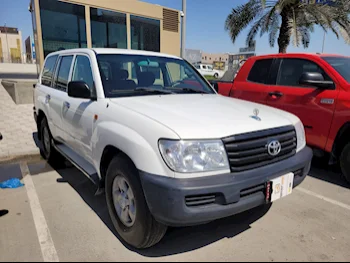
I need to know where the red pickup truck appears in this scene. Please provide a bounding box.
[215,53,350,183]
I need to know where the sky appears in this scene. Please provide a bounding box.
[0,0,349,55]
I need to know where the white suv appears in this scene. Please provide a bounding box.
[194,63,223,78]
[34,48,312,249]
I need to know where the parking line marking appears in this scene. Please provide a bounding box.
[20,162,60,262]
[297,187,350,211]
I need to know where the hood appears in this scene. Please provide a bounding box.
[110,94,296,139]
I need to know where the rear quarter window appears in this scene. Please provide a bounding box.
[41,55,58,87]
[247,59,273,84]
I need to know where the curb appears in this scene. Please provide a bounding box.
[0,152,43,165]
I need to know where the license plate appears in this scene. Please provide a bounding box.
[267,173,294,202]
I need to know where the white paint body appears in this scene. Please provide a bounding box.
[34,48,306,179]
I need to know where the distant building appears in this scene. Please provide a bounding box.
[0,26,23,63]
[184,49,202,64]
[201,52,229,65]
[25,36,36,63]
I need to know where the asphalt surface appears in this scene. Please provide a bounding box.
[0,160,350,262]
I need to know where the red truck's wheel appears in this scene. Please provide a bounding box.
[340,143,350,184]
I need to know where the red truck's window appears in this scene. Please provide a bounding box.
[247,59,273,84]
[276,58,332,87]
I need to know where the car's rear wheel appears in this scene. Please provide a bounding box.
[340,143,350,184]
[40,117,63,166]
[214,73,219,79]
[105,154,167,249]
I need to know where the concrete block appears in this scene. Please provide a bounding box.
[1,80,36,105]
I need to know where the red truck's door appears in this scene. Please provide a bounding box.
[231,58,274,105]
[266,58,338,149]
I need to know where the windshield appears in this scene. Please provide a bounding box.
[322,57,350,83]
[96,54,215,98]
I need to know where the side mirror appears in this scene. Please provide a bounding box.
[299,72,334,89]
[67,81,91,99]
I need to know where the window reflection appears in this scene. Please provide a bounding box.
[131,16,160,52]
[39,0,86,58]
[90,8,127,49]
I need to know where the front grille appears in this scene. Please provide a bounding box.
[185,194,217,207]
[240,184,265,198]
[223,126,297,172]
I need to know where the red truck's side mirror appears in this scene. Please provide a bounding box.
[299,72,334,89]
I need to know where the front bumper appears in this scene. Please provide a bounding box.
[140,147,312,227]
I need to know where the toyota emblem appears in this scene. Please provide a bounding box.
[267,140,281,156]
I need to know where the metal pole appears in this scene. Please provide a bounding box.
[4,23,11,62]
[181,0,186,58]
[322,31,326,53]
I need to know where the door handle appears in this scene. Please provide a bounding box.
[268,91,284,98]
[45,94,51,103]
[64,101,70,109]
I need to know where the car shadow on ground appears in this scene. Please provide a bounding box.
[309,159,349,189]
[50,164,271,257]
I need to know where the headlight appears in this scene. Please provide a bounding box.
[295,120,306,152]
[159,140,229,173]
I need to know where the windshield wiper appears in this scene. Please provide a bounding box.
[172,87,209,94]
[135,87,175,94]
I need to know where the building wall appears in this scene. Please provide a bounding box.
[201,52,229,64]
[0,31,22,63]
[32,0,180,69]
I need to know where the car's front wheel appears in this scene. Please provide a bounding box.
[105,154,167,249]
[340,143,350,184]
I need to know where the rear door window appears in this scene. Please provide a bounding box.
[247,59,273,84]
[41,55,58,87]
[53,56,73,92]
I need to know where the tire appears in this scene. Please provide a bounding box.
[40,117,64,166]
[105,154,167,249]
[340,143,350,184]
[214,73,219,79]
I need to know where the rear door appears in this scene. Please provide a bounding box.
[231,58,274,105]
[50,55,74,142]
[38,55,60,138]
[266,58,338,149]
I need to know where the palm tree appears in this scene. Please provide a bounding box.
[225,0,350,53]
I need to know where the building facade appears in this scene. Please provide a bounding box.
[25,36,36,63]
[0,27,23,63]
[29,0,181,69]
[201,52,229,65]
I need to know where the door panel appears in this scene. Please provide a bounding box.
[62,54,96,162]
[231,58,274,105]
[267,58,338,149]
[50,55,74,142]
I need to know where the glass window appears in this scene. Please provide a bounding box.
[194,65,200,69]
[90,8,127,49]
[131,16,160,52]
[96,54,215,98]
[323,57,350,83]
[39,0,86,58]
[277,59,332,87]
[41,55,58,86]
[54,56,73,91]
[248,59,273,84]
[72,56,94,90]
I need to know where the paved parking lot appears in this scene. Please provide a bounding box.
[1,160,350,262]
